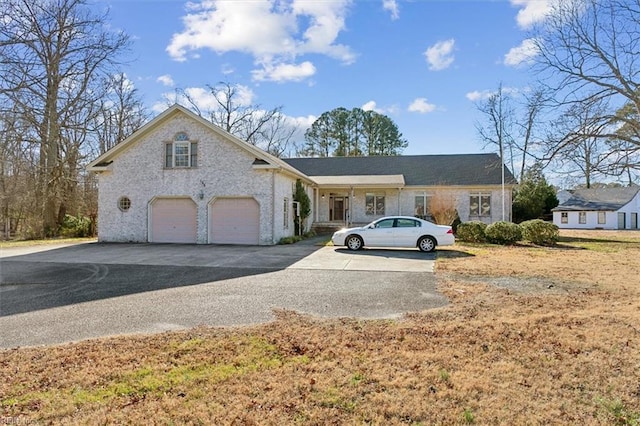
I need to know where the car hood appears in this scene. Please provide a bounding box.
[334,226,366,234]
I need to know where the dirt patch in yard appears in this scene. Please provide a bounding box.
[1,230,639,425]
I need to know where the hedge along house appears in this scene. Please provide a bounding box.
[552,187,640,230]
[88,104,517,244]
[283,154,517,229]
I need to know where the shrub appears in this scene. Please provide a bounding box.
[485,221,522,245]
[59,214,92,238]
[277,230,316,245]
[456,221,487,243]
[278,236,302,245]
[520,219,559,246]
[428,189,459,225]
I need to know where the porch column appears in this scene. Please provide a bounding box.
[314,188,319,222]
[350,186,355,226]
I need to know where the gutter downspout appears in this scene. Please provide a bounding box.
[271,169,276,244]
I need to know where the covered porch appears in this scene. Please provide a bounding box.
[310,174,405,231]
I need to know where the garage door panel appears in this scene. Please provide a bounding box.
[210,198,259,245]
[151,198,197,243]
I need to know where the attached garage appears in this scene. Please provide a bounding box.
[210,197,260,245]
[149,197,197,243]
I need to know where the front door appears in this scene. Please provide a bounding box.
[330,196,348,222]
[618,212,626,229]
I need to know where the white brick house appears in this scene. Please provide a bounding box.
[284,155,516,227]
[88,104,313,244]
[88,105,517,244]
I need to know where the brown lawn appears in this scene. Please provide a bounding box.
[1,230,639,425]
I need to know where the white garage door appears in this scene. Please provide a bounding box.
[150,198,197,243]
[210,198,259,245]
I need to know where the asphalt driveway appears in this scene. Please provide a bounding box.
[0,239,446,348]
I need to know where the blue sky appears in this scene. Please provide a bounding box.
[97,0,548,157]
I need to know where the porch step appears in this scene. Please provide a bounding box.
[311,223,346,235]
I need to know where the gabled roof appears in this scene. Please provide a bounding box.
[87,104,310,181]
[552,187,640,211]
[283,153,517,187]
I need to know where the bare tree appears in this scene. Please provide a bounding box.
[475,84,515,174]
[532,0,640,177]
[516,88,548,180]
[546,98,614,188]
[180,81,298,157]
[474,84,513,220]
[0,0,130,236]
[0,110,35,238]
[256,112,297,157]
[93,73,148,155]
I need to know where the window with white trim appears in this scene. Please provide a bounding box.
[469,193,491,217]
[597,212,606,224]
[561,212,568,224]
[365,193,385,216]
[414,194,432,219]
[165,132,197,168]
[579,212,587,224]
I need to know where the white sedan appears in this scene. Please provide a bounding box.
[331,216,455,252]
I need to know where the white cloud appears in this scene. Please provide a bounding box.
[155,83,256,113]
[252,61,316,82]
[291,114,317,129]
[465,86,520,102]
[465,90,487,102]
[361,100,398,114]
[362,100,378,112]
[424,39,455,71]
[504,38,539,67]
[408,98,436,113]
[510,0,552,29]
[221,64,235,75]
[166,0,354,82]
[157,74,174,87]
[383,0,399,20]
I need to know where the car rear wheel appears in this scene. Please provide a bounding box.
[418,236,436,252]
[346,235,363,250]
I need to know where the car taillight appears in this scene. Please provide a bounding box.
[447,228,453,234]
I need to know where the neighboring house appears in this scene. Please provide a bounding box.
[552,187,640,230]
[88,105,517,244]
[556,189,574,205]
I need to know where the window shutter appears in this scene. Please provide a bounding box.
[190,142,197,167]
[165,143,173,168]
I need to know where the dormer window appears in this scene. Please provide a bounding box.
[165,133,197,168]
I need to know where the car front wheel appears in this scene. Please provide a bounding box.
[418,236,436,252]
[346,235,363,250]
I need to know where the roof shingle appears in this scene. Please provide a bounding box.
[283,153,517,186]
[552,187,640,211]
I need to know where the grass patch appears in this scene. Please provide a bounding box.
[1,230,639,424]
[0,237,96,248]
